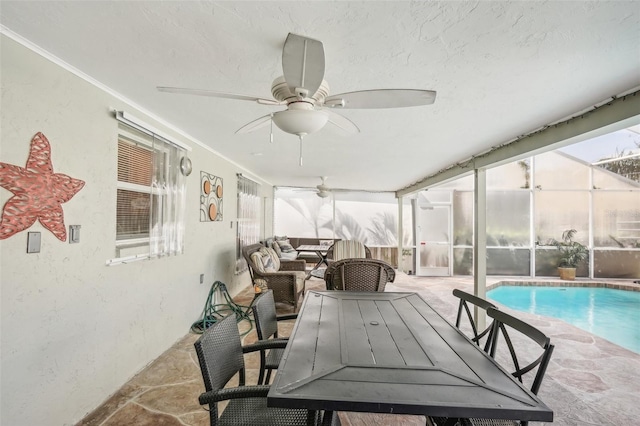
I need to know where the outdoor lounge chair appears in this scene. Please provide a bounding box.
[242,243,306,311]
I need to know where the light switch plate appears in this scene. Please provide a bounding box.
[27,232,41,253]
[69,225,81,243]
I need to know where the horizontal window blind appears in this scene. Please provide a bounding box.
[116,189,151,240]
[117,138,153,186]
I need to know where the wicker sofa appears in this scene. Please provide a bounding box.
[264,237,340,262]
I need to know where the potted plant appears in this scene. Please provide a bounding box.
[548,229,589,280]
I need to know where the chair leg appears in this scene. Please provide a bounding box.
[258,352,266,385]
[321,410,340,426]
[265,368,273,385]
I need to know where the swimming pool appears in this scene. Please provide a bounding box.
[487,286,640,354]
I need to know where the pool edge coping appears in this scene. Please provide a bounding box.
[488,280,640,292]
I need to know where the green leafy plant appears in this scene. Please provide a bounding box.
[548,229,589,268]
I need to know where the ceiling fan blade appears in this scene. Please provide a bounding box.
[324,89,436,109]
[282,33,325,98]
[325,110,360,134]
[157,86,281,105]
[235,114,272,134]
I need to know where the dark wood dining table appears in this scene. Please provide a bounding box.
[267,291,553,425]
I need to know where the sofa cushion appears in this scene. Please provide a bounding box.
[280,251,299,260]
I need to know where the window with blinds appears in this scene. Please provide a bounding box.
[113,121,188,263]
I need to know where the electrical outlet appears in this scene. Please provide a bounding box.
[200,274,204,284]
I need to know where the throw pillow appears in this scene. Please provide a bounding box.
[271,240,282,257]
[265,247,281,271]
[259,247,277,272]
[277,240,295,253]
[250,252,266,273]
[275,235,288,241]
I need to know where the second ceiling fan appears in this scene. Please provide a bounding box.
[158,33,436,164]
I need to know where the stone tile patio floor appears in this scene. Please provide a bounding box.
[78,274,640,426]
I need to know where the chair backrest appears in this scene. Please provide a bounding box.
[252,290,279,340]
[326,240,371,261]
[194,314,246,393]
[453,289,496,351]
[486,307,555,395]
[324,258,395,291]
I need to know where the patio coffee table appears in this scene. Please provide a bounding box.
[309,268,326,280]
[268,291,553,425]
[295,244,330,279]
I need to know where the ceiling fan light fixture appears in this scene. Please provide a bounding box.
[317,190,330,198]
[272,104,328,136]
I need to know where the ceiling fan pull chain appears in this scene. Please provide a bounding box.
[269,113,274,143]
[299,135,304,166]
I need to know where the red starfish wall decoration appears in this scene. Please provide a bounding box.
[0,132,85,241]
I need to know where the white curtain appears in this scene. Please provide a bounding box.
[150,135,187,258]
[236,175,260,273]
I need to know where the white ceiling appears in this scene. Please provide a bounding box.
[1,1,639,192]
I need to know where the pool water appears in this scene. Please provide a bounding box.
[487,286,640,354]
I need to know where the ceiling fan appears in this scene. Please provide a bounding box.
[290,176,331,198]
[315,176,331,198]
[289,176,331,198]
[158,33,436,165]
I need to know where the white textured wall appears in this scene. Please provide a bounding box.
[0,35,272,425]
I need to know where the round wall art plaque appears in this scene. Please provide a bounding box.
[200,171,223,222]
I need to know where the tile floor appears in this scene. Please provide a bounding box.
[77,273,640,426]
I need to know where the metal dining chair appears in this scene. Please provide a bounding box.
[194,314,324,426]
[430,307,555,426]
[429,290,497,426]
[251,289,298,385]
[453,289,497,351]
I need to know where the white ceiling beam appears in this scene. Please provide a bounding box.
[396,90,640,197]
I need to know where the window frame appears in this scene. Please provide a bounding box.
[108,113,190,265]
